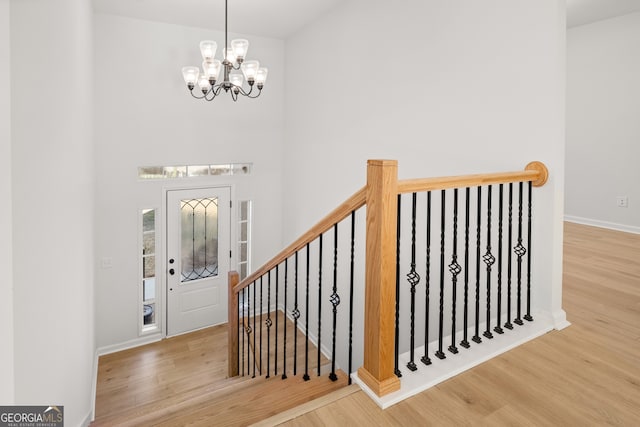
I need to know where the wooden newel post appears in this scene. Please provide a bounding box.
[357,160,401,396]
[228,271,239,377]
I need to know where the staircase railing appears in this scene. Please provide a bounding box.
[228,159,548,399]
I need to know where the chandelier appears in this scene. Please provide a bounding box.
[181,0,268,102]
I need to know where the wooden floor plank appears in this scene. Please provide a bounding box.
[280,222,640,426]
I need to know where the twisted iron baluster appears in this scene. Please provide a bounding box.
[460,188,471,349]
[472,186,482,344]
[524,181,534,322]
[494,184,505,335]
[421,191,432,366]
[317,234,323,377]
[449,188,461,354]
[266,271,272,378]
[407,193,420,371]
[394,194,402,377]
[435,190,446,360]
[348,211,356,385]
[293,252,300,375]
[514,182,525,326]
[245,286,251,376]
[282,259,288,380]
[329,223,340,382]
[504,184,514,330]
[303,243,310,381]
[483,185,495,340]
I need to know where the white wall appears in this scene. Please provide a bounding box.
[10,0,94,425]
[93,14,285,349]
[0,0,14,404]
[566,12,640,232]
[284,0,568,369]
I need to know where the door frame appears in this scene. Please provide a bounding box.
[161,184,236,338]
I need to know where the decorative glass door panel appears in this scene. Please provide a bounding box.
[180,197,219,282]
[167,187,230,336]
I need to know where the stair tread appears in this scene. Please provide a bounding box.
[92,370,348,427]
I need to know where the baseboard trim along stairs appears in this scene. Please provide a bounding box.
[353,311,555,409]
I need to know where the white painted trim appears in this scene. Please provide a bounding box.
[352,311,555,409]
[97,333,162,356]
[552,309,571,330]
[89,350,99,423]
[565,215,640,234]
[80,409,93,427]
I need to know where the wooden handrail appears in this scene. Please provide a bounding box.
[397,161,549,194]
[228,160,549,394]
[232,186,367,294]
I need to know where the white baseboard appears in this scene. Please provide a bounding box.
[89,350,98,424]
[565,215,640,235]
[353,311,554,409]
[552,309,571,330]
[96,333,162,356]
[80,408,93,427]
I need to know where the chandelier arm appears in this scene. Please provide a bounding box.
[205,84,224,101]
[244,88,262,99]
[189,90,207,100]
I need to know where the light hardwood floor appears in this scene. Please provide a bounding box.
[95,223,640,426]
[278,222,640,426]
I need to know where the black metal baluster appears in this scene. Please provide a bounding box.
[494,184,505,335]
[449,189,461,354]
[241,288,245,376]
[421,191,432,366]
[259,276,264,375]
[514,182,525,326]
[483,185,495,340]
[266,271,272,378]
[303,243,310,381]
[246,286,252,376]
[293,252,300,375]
[348,211,356,385]
[253,281,257,377]
[472,186,482,344]
[282,259,288,380]
[237,285,241,375]
[524,181,534,322]
[317,234,323,377]
[407,193,420,371]
[435,190,446,360]
[505,184,514,330]
[460,188,471,349]
[394,194,402,377]
[329,223,340,382]
[275,265,279,376]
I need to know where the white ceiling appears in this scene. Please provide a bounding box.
[567,0,640,28]
[93,0,640,39]
[92,0,345,39]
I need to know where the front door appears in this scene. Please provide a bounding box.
[166,187,231,336]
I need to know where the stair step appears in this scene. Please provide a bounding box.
[93,370,348,426]
[91,375,253,426]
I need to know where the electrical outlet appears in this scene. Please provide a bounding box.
[616,196,629,208]
[101,257,113,269]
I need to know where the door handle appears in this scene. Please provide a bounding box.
[169,268,175,275]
